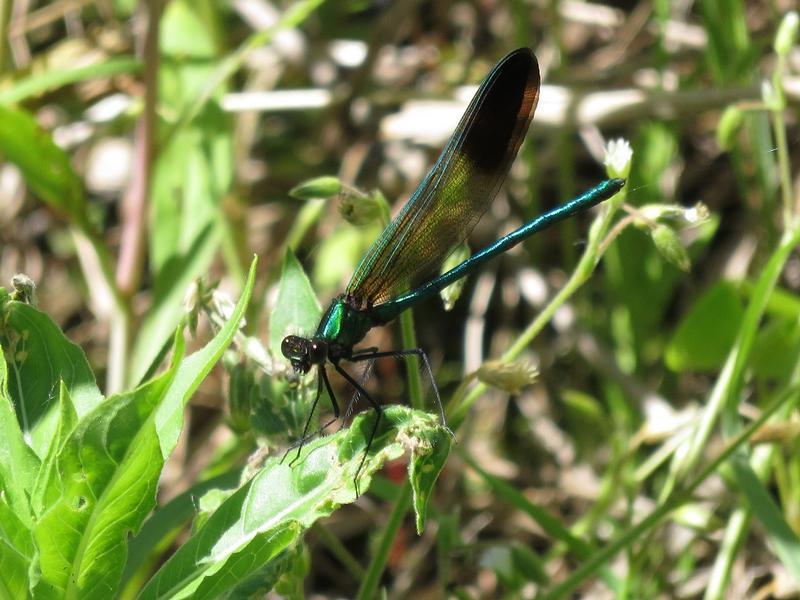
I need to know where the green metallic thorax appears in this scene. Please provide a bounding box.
[316,296,377,352]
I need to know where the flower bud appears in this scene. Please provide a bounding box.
[476,360,538,395]
[290,176,342,200]
[652,225,690,272]
[716,106,744,151]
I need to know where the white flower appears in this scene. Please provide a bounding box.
[604,138,633,179]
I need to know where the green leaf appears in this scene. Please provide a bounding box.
[30,258,256,598]
[139,406,449,598]
[160,0,219,59]
[0,297,103,459]
[121,471,242,593]
[0,493,35,599]
[750,318,800,379]
[0,105,91,233]
[480,543,548,591]
[128,223,217,386]
[227,542,309,600]
[0,342,40,525]
[409,418,452,534]
[271,542,309,600]
[665,282,744,372]
[155,257,257,456]
[269,249,322,360]
[729,455,800,583]
[698,0,754,84]
[29,382,78,517]
[740,282,800,321]
[32,366,179,598]
[131,104,231,385]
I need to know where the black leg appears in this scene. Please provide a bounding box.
[333,362,382,496]
[284,365,342,466]
[350,347,450,434]
[342,357,377,423]
[282,370,322,465]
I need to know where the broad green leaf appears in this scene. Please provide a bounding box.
[32,368,178,599]
[0,339,40,524]
[269,249,322,360]
[139,406,450,599]
[121,464,241,597]
[0,493,34,599]
[665,281,744,372]
[121,471,242,593]
[30,382,78,517]
[0,105,91,233]
[0,296,103,459]
[160,0,218,60]
[31,258,256,598]
[751,318,800,379]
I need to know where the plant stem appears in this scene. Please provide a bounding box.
[772,107,794,227]
[312,523,366,581]
[449,191,623,428]
[0,0,12,74]
[356,479,412,599]
[355,303,425,597]
[398,310,424,411]
[543,382,800,600]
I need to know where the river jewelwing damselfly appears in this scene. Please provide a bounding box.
[282,47,625,486]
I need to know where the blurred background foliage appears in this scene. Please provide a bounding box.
[1,0,800,597]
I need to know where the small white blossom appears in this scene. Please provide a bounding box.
[604,138,633,179]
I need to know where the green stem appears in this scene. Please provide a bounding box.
[356,479,412,599]
[449,192,623,427]
[313,523,366,581]
[771,103,794,227]
[164,0,325,144]
[398,310,424,411]
[543,382,800,600]
[674,224,800,484]
[770,52,795,225]
[0,0,10,75]
[356,301,425,597]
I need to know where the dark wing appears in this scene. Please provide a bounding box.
[346,48,540,306]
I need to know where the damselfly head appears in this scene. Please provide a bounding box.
[281,335,327,373]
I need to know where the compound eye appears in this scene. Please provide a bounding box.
[308,341,326,364]
[281,335,306,360]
